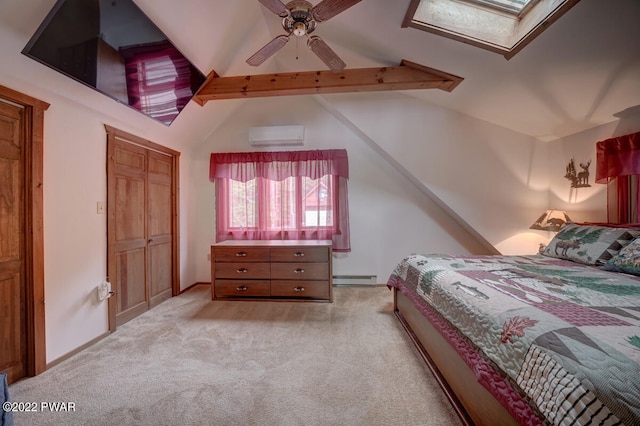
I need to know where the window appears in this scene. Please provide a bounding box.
[403,0,580,59]
[464,0,535,15]
[612,176,639,223]
[210,150,350,252]
[595,131,640,224]
[225,175,335,230]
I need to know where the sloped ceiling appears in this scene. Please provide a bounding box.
[7,0,640,142]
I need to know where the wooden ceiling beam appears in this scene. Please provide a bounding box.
[192,60,463,104]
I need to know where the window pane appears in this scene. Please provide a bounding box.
[302,175,334,227]
[266,177,297,230]
[463,0,534,14]
[226,175,336,231]
[229,179,256,228]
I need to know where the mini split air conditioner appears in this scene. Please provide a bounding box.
[248,125,304,146]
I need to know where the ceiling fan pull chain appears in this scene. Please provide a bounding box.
[296,36,299,60]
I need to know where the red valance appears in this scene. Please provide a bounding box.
[210,149,348,182]
[595,131,640,184]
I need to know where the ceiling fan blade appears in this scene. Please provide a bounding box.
[257,0,289,17]
[247,35,290,66]
[307,36,346,73]
[312,0,362,22]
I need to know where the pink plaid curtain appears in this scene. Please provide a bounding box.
[596,131,640,223]
[210,150,350,252]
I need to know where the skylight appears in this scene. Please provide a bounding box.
[403,0,580,59]
[465,0,535,16]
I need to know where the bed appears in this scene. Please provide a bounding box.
[387,223,640,426]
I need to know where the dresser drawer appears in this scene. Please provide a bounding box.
[214,280,271,297]
[271,280,330,298]
[214,262,270,279]
[270,246,329,263]
[270,262,328,280]
[214,247,270,262]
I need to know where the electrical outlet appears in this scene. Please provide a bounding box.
[97,202,106,214]
[97,281,112,301]
[207,253,211,261]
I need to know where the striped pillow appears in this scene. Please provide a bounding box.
[602,237,640,276]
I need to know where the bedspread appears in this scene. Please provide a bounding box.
[388,254,640,426]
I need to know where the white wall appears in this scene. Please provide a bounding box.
[190,94,552,284]
[548,107,640,222]
[317,92,552,255]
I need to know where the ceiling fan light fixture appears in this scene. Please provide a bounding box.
[292,21,307,36]
[250,0,360,71]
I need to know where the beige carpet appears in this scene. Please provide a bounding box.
[9,285,461,426]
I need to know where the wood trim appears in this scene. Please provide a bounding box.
[503,0,581,60]
[0,85,50,376]
[402,0,422,28]
[193,60,463,103]
[180,282,210,294]
[104,126,180,331]
[104,125,180,157]
[172,153,180,297]
[46,332,110,370]
[105,131,117,331]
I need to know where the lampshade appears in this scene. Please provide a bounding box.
[529,209,571,232]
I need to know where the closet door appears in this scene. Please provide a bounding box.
[107,127,179,329]
[111,140,149,326]
[147,150,173,308]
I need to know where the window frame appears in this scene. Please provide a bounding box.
[402,0,581,59]
[221,174,338,234]
[210,149,351,252]
[463,0,536,16]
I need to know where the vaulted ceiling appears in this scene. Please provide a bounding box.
[7,0,640,142]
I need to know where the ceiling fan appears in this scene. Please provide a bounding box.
[247,0,362,73]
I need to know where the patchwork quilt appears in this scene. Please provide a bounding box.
[388,254,640,426]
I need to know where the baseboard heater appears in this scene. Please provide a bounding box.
[332,275,378,286]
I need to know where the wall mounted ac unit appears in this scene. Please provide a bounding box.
[248,125,304,146]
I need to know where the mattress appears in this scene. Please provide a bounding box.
[388,254,640,425]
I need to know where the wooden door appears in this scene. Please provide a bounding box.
[0,86,48,384]
[0,101,26,383]
[147,150,173,308]
[106,127,179,329]
[111,140,148,325]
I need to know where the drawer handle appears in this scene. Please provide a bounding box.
[294,268,304,274]
[294,286,305,292]
[236,268,248,273]
[236,285,248,291]
[235,252,247,257]
[294,252,305,257]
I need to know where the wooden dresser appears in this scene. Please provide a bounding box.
[211,240,333,302]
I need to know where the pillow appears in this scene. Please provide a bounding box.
[542,223,640,265]
[602,237,640,276]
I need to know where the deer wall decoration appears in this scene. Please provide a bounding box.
[564,158,591,188]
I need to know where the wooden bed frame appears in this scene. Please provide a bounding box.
[393,288,520,426]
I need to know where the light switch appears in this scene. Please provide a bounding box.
[97,202,106,214]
